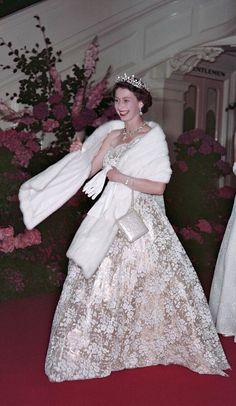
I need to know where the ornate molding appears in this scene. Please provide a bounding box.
[166,46,224,78]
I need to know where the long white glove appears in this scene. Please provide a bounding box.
[82,166,112,199]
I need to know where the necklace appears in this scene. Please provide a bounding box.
[121,122,147,141]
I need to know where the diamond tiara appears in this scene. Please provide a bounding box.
[115,73,149,92]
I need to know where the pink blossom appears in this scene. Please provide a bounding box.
[72,108,97,131]
[92,105,118,127]
[52,103,68,120]
[14,229,42,249]
[196,219,212,234]
[72,88,84,118]
[49,66,62,95]
[179,227,203,243]
[42,118,60,132]
[83,37,99,79]
[178,129,205,145]
[191,129,206,141]
[19,116,37,125]
[177,160,188,173]
[33,102,49,120]
[0,226,14,240]
[199,142,212,155]
[48,92,63,105]
[217,186,236,199]
[87,78,108,109]
[0,226,15,253]
[213,141,226,155]
[16,229,41,249]
[215,160,231,175]
[177,133,194,145]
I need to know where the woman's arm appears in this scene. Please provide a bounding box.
[107,167,166,195]
[89,131,119,177]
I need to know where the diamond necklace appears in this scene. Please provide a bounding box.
[121,122,147,141]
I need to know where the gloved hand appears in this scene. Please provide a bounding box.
[82,166,112,199]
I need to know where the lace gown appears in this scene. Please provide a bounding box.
[209,185,236,341]
[45,139,230,382]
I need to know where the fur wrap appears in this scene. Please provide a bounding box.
[19,120,172,279]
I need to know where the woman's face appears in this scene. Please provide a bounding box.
[114,87,143,122]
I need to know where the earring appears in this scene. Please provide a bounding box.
[139,105,143,116]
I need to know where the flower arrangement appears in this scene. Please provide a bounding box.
[0,15,116,150]
[165,128,235,296]
[0,17,115,300]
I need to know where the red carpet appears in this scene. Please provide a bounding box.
[0,293,235,406]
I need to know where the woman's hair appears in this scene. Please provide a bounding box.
[112,79,152,114]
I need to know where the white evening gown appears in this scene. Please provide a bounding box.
[209,163,236,342]
[45,139,230,381]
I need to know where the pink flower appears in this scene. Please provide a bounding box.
[42,118,60,132]
[92,105,117,127]
[0,226,14,239]
[215,160,231,175]
[0,226,15,253]
[52,103,68,120]
[33,102,49,120]
[177,160,188,173]
[199,142,212,155]
[196,219,212,234]
[213,141,226,155]
[19,116,37,125]
[72,88,84,118]
[83,37,99,79]
[178,129,205,145]
[217,186,236,199]
[179,227,203,243]
[72,108,97,131]
[48,92,63,105]
[87,78,108,109]
[49,66,62,95]
[14,229,42,249]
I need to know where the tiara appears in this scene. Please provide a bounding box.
[115,73,149,91]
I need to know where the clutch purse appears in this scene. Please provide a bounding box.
[117,190,148,243]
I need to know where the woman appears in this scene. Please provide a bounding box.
[209,132,236,341]
[19,74,230,381]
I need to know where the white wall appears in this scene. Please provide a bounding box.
[0,0,236,155]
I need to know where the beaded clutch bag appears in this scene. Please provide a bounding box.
[117,190,148,243]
